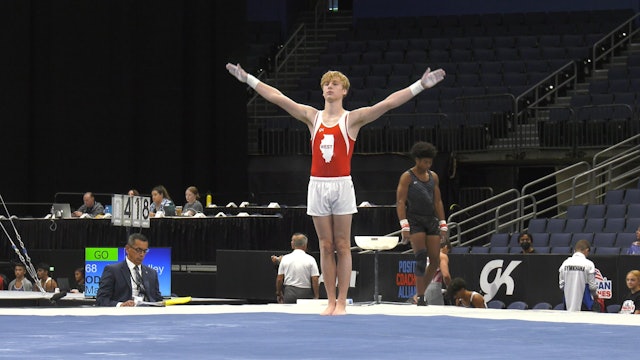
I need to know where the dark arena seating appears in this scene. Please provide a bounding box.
[488,188,640,255]
[248,5,638,155]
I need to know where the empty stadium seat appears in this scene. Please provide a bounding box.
[615,232,637,248]
[605,204,627,219]
[487,300,506,309]
[583,218,605,233]
[623,189,640,204]
[490,246,511,254]
[450,246,470,254]
[470,246,490,254]
[604,189,625,204]
[564,219,585,233]
[585,204,606,218]
[603,218,626,233]
[595,247,621,255]
[550,246,572,255]
[624,217,640,232]
[566,205,586,219]
[527,218,547,233]
[490,233,510,247]
[593,233,617,247]
[627,204,640,218]
[548,233,572,247]
[530,233,550,247]
[509,232,521,246]
[507,301,529,310]
[532,302,553,310]
[571,232,594,247]
[545,218,566,233]
[535,246,550,254]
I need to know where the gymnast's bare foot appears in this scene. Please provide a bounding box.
[332,299,347,315]
[321,301,336,316]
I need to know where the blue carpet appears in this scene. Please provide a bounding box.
[0,313,632,359]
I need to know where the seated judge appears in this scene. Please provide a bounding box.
[149,185,176,217]
[72,192,105,218]
[182,186,204,216]
[96,233,163,307]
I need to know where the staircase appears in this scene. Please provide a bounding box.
[487,37,640,155]
[248,10,353,116]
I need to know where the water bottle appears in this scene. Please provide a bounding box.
[206,193,212,207]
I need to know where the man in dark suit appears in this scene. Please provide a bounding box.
[96,233,163,306]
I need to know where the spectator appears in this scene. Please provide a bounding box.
[626,226,640,255]
[558,239,598,312]
[70,267,85,293]
[620,270,640,314]
[149,185,176,217]
[128,189,140,197]
[33,263,58,293]
[72,192,105,218]
[275,233,320,304]
[518,232,536,254]
[182,186,204,216]
[8,263,33,291]
[447,277,487,308]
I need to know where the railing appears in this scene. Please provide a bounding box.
[248,0,333,117]
[520,161,591,219]
[592,12,640,72]
[448,134,640,247]
[515,61,578,121]
[593,133,640,167]
[313,0,328,39]
[273,24,307,80]
[247,24,307,117]
[447,189,520,246]
[571,141,640,204]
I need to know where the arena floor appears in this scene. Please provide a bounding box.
[0,299,636,359]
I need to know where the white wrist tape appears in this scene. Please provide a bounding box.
[246,74,260,89]
[409,80,424,96]
[439,220,448,232]
[400,219,410,231]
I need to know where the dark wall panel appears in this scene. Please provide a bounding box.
[0,1,31,202]
[0,0,247,206]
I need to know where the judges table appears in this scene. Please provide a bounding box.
[0,206,398,265]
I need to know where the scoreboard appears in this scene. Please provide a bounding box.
[111,194,151,228]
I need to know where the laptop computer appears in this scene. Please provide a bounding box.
[51,203,72,219]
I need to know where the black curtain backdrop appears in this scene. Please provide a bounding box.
[0,0,248,205]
